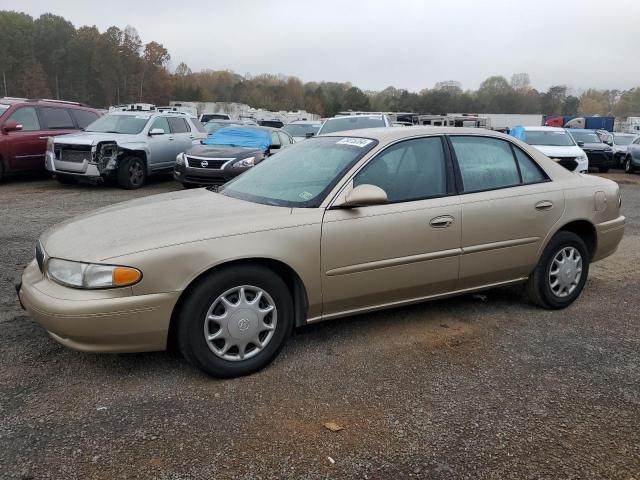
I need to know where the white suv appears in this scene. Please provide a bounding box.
[514,126,588,173]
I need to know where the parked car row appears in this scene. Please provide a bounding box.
[509,125,638,175]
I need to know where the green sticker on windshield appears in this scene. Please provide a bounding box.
[299,191,313,200]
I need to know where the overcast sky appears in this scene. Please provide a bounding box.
[10,0,640,93]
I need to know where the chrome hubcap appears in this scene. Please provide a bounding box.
[204,285,277,362]
[549,247,582,298]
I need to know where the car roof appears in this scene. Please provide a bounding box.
[320,126,516,142]
[0,98,95,110]
[613,132,636,136]
[567,128,596,133]
[329,114,385,120]
[288,120,322,124]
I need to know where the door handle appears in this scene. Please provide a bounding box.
[429,215,455,228]
[168,136,175,141]
[535,200,554,211]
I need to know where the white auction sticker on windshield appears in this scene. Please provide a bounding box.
[336,138,374,148]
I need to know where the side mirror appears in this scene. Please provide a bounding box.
[305,132,315,138]
[577,141,584,147]
[269,144,281,150]
[336,184,388,208]
[149,128,165,136]
[3,121,22,132]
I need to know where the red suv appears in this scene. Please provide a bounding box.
[0,98,102,181]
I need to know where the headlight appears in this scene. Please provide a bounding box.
[46,137,54,154]
[233,156,256,168]
[176,152,185,166]
[47,258,142,289]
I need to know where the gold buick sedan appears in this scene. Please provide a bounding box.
[17,127,625,377]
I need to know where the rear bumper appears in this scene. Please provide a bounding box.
[592,215,625,262]
[18,260,179,353]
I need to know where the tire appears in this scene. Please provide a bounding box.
[625,156,635,174]
[177,265,294,378]
[117,156,147,189]
[55,174,77,185]
[526,231,590,310]
[598,166,610,173]
[0,160,4,182]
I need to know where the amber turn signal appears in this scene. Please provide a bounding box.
[113,267,142,287]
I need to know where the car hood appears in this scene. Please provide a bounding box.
[40,189,292,262]
[186,144,264,158]
[529,145,585,158]
[53,131,141,146]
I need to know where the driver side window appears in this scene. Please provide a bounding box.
[354,137,448,203]
[150,117,170,134]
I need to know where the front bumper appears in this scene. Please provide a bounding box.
[592,215,626,262]
[174,162,251,186]
[584,150,615,168]
[17,260,179,353]
[45,151,103,179]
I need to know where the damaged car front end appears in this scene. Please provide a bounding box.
[46,136,128,182]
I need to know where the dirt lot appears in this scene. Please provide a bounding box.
[1,173,639,479]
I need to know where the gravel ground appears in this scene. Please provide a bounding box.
[1,173,639,480]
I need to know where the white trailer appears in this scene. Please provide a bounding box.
[484,114,544,131]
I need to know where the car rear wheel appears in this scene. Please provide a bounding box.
[0,160,4,182]
[117,156,146,189]
[526,231,589,309]
[625,156,635,174]
[177,265,293,378]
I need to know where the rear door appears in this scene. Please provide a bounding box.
[448,135,565,289]
[321,136,461,316]
[4,106,46,172]
[167,117,195,153]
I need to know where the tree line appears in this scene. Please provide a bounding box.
[2,10,640,119]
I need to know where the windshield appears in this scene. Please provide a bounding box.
[203,127,271,150]
[570,131,601,144]
[85,114,149,134]
[524,130,575,147]
[319,116,385,135]
[614,135,634,146]
[220,136,378,207]
[283,123,320,137]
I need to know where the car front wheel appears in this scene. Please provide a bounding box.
[117,156,147,189]
[177,265,293,378]
[625,156,635,174]
[526,231,590,309]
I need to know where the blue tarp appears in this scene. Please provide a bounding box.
[509,125,526,141]
[202,127,271,151]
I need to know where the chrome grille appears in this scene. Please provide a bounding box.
[185,156,233,169]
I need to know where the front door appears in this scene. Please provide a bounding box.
[321,136,461,317]
[5,106,46,172]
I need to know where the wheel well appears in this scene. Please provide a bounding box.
[166,258,309,350]
[120,149,148,171]
[558,220,596,259]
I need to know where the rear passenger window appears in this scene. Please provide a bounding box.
[513,146,547,184]
[6,107,40,131]
[450,137,520,192]
[354,137,447,203]
[71,110,99,129]
[167,117,190,133]
[39,107,75,129]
